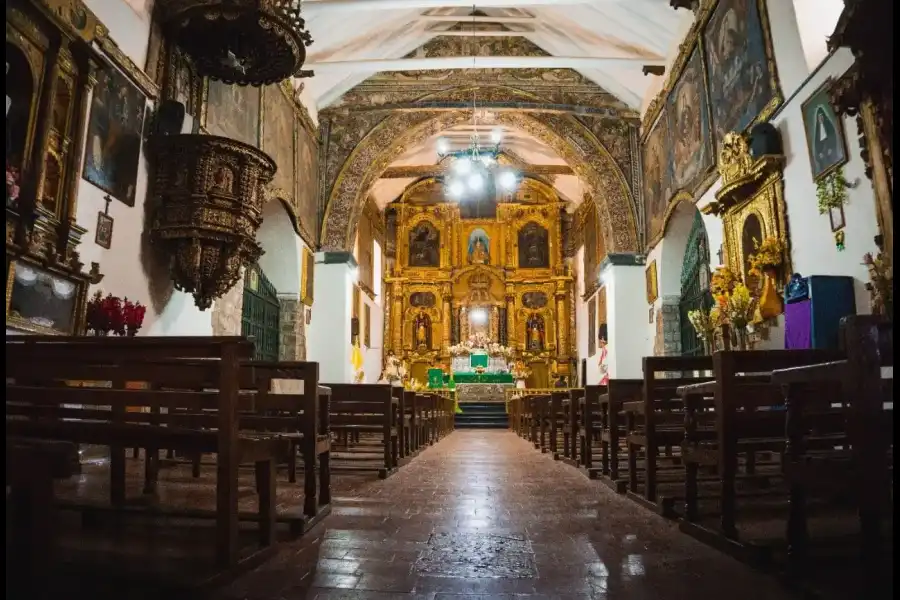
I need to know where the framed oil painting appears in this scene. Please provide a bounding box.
[642,110,672,244]
[205,79,260,147]
[801,78,848,181]
[668,46,714,192]
[82,62,147,207]
[583,203,599,285]
[408,221,440,267]
[295,124,319,242]
[261,84,296,204]
[300,246,315,306]
[587,295,597,357]
[829,205,846,232]
[703,0,782,153]
[364,303,372,348]
[645,260,659,304]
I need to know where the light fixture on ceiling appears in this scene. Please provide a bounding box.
[436,6,520,201]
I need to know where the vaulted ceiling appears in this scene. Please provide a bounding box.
[299,0,683,111]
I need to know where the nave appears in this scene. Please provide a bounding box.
[217,430,794,600]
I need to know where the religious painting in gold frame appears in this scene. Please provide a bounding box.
[587,295,597,358]
[364,303,372,348]
[261,83,296,204]
[645,261,659,304]
[300,246,314,306]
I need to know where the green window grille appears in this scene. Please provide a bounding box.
[241,264,280,362]
[679,211,713,357]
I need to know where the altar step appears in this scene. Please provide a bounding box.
[455,402,508,429]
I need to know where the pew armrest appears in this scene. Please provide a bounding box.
[676,381,716,397]
[770,360,848,385]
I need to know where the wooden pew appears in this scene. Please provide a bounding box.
[559,388,584,465]
[6,336,289,572]
[622,356,713,516]
[771,315,893,592]
[596,379,643,491]
[324,383,399,478]
[548,390,569,459]
[577,384,607,473]
[677,349,843,551]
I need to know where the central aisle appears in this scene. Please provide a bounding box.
[220,431,794,600]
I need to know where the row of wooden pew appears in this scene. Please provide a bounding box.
[4,336,454,594]
[507,315,893,597]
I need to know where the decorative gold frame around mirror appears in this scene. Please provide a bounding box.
[702,132,792,286]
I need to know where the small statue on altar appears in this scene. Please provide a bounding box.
[414,312,430,348]
[597,323,609,385]
[527,315,544,351]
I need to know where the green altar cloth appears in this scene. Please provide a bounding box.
[427,368,444,389]
[469,352,489,369]
[452,372,514,384]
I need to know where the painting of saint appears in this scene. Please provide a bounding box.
[82,64,146,207]
[703,0,781,152]
[261,85,296,200]
[801,79,848,180]
[206,79,260,147]
[668,47,713,191]
[642,111,671,243]
[587,297,597,357]
[295,124,319,239]
[518,222,550,268]
[408,221,440,267]
[467,228,490,265]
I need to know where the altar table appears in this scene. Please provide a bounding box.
[455,383,514,404]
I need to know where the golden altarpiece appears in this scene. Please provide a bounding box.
[6,0,110,334]
[385,175,575,387]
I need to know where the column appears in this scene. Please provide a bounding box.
[441,290,451,351]
[29,44,62,209]
[306,252,357,383]
[490,305,499,342]
[505,290,516,350]
[555,283,568,361]
[391,280,403,351]
[601,254,649,379]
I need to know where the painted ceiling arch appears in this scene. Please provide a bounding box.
[320,85,639,253]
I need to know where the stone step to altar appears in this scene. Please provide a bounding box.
[455,402,508,429]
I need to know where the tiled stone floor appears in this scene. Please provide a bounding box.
[216,430,795,600]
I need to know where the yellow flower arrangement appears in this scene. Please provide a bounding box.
[710,266,740,298]
[687,308,718,343]
[748,236,785,278]
[724,283,757,329]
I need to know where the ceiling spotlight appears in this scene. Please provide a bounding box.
[454,157,472,175]
[467,172,484,191]
[448,179,465,198]
[499,170,518,191]
[490,128,503,143]
[436,137,450,156]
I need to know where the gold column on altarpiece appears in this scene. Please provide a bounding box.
[555,281,568,361]
[505,286,516,349]
[441,284,451,351]
[391,280,403,352]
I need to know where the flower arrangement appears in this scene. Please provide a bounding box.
[6,163,21,208]
[449,334,511,357]
[816,168,850,215]
[686,308,718,343]
[382,354,407,383]
[710,266,739,298]
[487,342,513,358]
[748,236,785,278]
[448,343,471,356]
[85,291,146,336]
[722,283,757,329]
[510,361,531,381]
[863,250,893,320]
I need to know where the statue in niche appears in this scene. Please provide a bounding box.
[741,213,763,287]
[518,222,550,268]
[414,312,431,349]
[526,314,545,351]
[467,228,490,265]
[408,221,439,267]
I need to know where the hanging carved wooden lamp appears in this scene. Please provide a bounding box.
[154,0,314,86]
[148,135,277,309]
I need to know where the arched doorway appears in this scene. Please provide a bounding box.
[678,211,713,357]
[241,263,280,361]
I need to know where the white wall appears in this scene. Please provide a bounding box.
[605,264,653,379]
[258,200,304,294]
[574,246,601,385]
[792,0,845,70]
[307,256,354,383]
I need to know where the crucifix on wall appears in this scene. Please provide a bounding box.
[716,244,725,266]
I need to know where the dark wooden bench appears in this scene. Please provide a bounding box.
[576,385,606,473]
[772,315,893,593]
[6,336,289,571]
[324,383,399,478]
[596,379,643,490]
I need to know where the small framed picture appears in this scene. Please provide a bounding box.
[829,204,846,232]
[305,308,312,325]
[801,77,849,181]
[95,212,114,249]
[649,307,655,324]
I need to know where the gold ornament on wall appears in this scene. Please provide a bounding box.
[147,134,276,309]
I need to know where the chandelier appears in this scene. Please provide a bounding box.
[155,0,314,86]
[435,9,519,200]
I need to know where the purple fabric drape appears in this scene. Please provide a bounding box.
[784,300,812,350]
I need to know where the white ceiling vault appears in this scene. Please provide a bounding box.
[299,0,683,111]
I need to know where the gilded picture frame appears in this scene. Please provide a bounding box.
[645,260,659,304]
[587,296,597,358]
[300,246,315,306]
[801,78,849,181]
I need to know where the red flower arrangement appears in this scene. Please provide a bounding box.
[6,162,21,208]
[85,291,146,336]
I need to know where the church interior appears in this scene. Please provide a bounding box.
[5,0,893,598]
